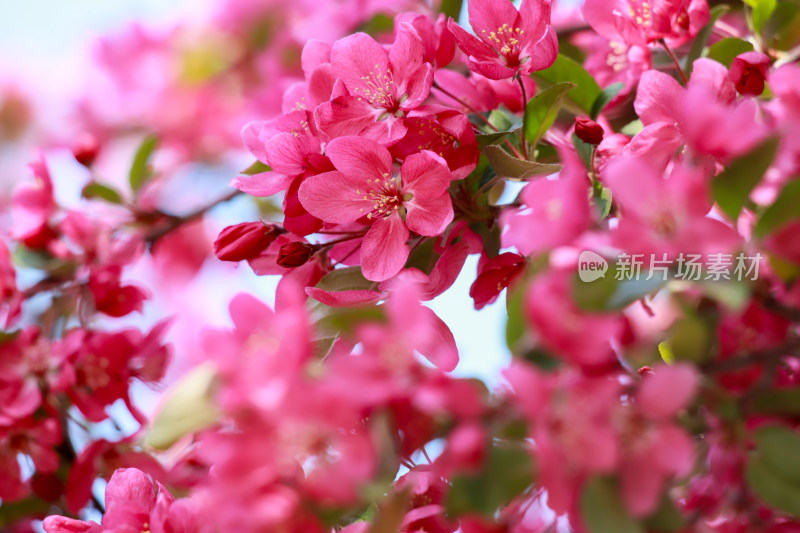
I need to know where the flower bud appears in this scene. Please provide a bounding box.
[214,222,280,262]
[574,117,605,145]
[72,133,100,168]
[277,242,314,268]
[728,52,771,96]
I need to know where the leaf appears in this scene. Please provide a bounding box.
[572,133,594,171]
[593,181,613,219]
[708,38,755,68]
[446,445,534,517]
[746,454,800,517]
[81,182,124,204]
[754,425,800,486]
[532,54,602,114]
[370,490,411,533]
[620,119,644,136]
[358,13,394,36]
[744,0,778,34]
[524,82,575,147]
[686,5,730,77]
[712,137,779,221]
[129,134,159,194]
[644,494,685,532]
[505,283,526,351]
[477,128,520,147]
[146,362,221,450]
[751,387,800,416]
[662,312,714,364]
[590,82,624,120]
[572,270,665,312]
[482,145,562,180]
[315,266,376,292]
[755,180,800,238]
[439,0,463,20]
[241,160,271,175]
[580,476,644,533]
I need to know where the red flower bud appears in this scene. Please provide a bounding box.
[277,242,315,268]
[728,51,771,96]
[574,117,605,145]
[214,222,280,262]
[72,133,100,168]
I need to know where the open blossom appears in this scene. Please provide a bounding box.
[447,0,558,80]
[315,23,434,145]
[583,0,710,47]
[299,136,454,281]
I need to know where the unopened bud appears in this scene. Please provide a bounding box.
[728,51,771,96]
[574,117,605,145]
[72,133,100,168]
[277,242,314,268]
[214,222,280,262]
[638,366,655,377]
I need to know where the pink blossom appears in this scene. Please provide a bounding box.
[447,0,558,80]
[469,252,526,310]
[729,51,771,96]
[315,24,433,145]
[299,136,453,281]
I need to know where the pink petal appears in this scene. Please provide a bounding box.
[263,132,318,176]
[637,363,699,419]
[330,32,389,94]
[301,39,331,75]
[405,192,453,236]
[42,516,102,533]
[634,69,683,126]
[401,151,452,199]
[389,23,426,90]
[416,306,459,371]
[468,0,520,37]
[229,293,273,337]
[523,26,558,73]
[423,241,470,300]
[402,63,434,110]
[104,468,157,511]
[230,171,295,197]
[447,20,498,62]
[651,423,695,477]
[621,452,664,517]
[325,136,393,182]
[361,214,410,281]
[298,170,373,224]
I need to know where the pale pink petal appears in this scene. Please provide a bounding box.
[229,293,273,338]
[230,171,295,197]
[621,453,664,517]
[415,306,459,371]
[325,136,393,181]
[301,39,331,75]
[652,423,695,477]
[634,69,683,125]
[298,170,373,224]
[637,363,699,419]
[468,0,521,36]
[104,468,157,511]
[305,287,383,307]
[330,32,389,94]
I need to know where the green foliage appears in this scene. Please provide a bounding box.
[241,160,271,175]
[708,38,755,67]
[753,425,800,485]
[481,145,562,180]
[81,182,124,204]
[439,0,464,21]
[744,0,778,34]
[314,266,377,293]
[532,54,601,114]
[523,82,575,147]
[590,82,624,120]
[129,134,159,194]
[686,5,730,77]
[446,444,534,517]
[747,455,800,517]
[750,387,800,415]
[660,310,715,364]
[571,270,665,312]
[755,180,800,237]
[644,494,685,532]
[580,476,644,533]
[712,137,779,221]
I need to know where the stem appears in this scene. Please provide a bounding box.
[517,75,530,160]
[432,81,524,159]
[590,146,598,180]
[660,39,688,85]
[145,189,242,244]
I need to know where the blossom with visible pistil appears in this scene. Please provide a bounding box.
[299,136,453,281]
[447,0,558,80]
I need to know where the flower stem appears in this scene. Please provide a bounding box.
[517,75,530,160]
[660,39,688,85]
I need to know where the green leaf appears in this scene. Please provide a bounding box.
[532,54,602,114]
[712,137,779,221]
[487,108,520,132]
[477,128,520,147]
[580,476,644,533]
[593,181,613,219]
[620,119,644,136]
[82,182,124,204]
[358,13,394,36]
[572,133,594,171]
[572,270,665,312]
[747,454,800,517]
[745,0,778,34]
[482,145,562,180]
[439,0,463,21]
[446,444,534,517]
[506,283,526,351]
[708,38,755,68]
[686,5,730,77]
[241,160,271,175]
[754,425,800,485]
[129,134,159,194]
[146,362,221,450]
[755,180,800,238]
[524,82,575,147]
[315,266,376,292]
[590,82,624,120]
[662,312,714,364]
[751,387,800,415]
[644,494,685,532]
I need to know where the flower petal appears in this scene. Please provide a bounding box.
[361,214,410,281]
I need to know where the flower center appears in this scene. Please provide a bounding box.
[354,66,398,111]
[481,24,525,66]
[356,173,406,220]
[627,0,653,28]
[416,118,457,157]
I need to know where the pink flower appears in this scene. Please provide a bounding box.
[315,24,433,145]
[575,32,651,107]
[447,0,558,80]
[299,136,453,281]
[469,252,526,310]
[12,153,56,250]
[501,147,590,256]
[583,0,710,48]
